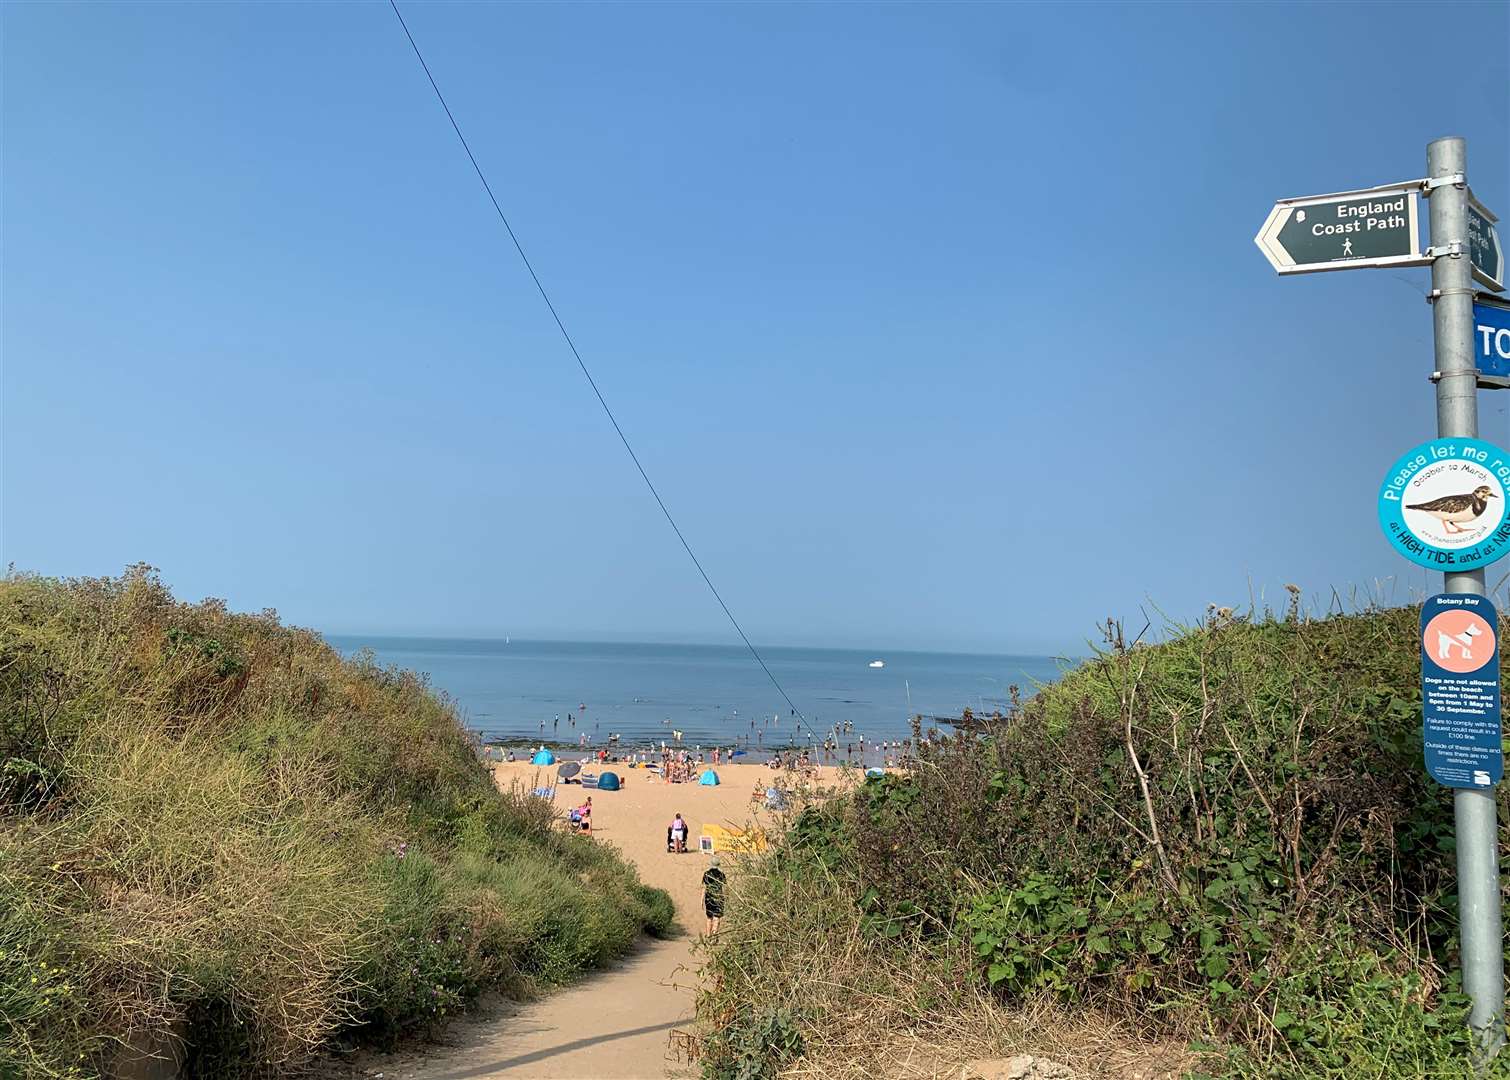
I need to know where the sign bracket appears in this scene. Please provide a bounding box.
[1424,172,1467,193]
[1427,370,1510,390]
[1268,176,1428,205]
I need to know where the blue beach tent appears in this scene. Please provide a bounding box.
[699,770,721,786]
[531,749,556,766]
[598,771,621,791]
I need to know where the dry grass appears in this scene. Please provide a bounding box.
[5,677,380,1072]
[769,983,1195,1080]
[1,567,673,1078]
[697,838,1199,1080]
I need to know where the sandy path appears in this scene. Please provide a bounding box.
[365,937,698,1080]
[358,760,831,1080]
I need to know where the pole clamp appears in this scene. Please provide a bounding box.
[1427,243,1465,259]
[1430,370,1509,390]
[1423,173,1467,193]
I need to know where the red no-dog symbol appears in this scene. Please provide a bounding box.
[1423,609,1497,674]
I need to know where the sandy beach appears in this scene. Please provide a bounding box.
[355,759,854,1079]
[490,759,849,920]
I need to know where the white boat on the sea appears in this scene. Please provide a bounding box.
[868,659,885,668]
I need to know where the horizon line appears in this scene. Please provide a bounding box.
[319,630,1081,662]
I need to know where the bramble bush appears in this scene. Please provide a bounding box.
[699,604,1510,1078]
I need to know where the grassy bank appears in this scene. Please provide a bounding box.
[0,567,673,1078]
[698,604,1510,1078]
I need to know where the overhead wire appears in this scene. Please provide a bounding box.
[387,1,811,732]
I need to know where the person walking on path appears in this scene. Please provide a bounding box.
[702,855,726,936]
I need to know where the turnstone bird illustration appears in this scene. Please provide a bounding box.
[1406,485,1497,533]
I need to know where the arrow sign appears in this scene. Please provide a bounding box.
[1256,181,1428,275]
[1477,295,1510,379]
[1468,192,1505,293]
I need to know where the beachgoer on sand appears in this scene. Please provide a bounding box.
[669,813,688,853]
[571,796,592,832]
[703,856,726,935]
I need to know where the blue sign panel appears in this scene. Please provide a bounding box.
[1380,438,1510,570]
[1421,594,1503,789]
[1477,299,1510,379]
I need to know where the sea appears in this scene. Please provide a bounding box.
[326,636,1071,751]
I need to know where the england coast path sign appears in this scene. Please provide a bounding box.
[1255,181,1427,275]
[1469,192,1505,293]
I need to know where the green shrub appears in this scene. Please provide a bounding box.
[1227,938,1481,1078]
[354,852,479,1043]
[700,605,1510,1078]
[635,884,677,938]
[701,1007,805,1080]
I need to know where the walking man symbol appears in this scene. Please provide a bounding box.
[1342,238,1354,256]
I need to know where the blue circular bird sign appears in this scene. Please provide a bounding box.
[1380,437,1510,570]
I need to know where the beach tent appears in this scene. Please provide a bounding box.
[531,749,556,766]
[699,769,721,786]
[598,771,621,791]
[865,767,885,780]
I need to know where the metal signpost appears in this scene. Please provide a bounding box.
[1259,137,1507,1062]
[1426,136,1507,1064]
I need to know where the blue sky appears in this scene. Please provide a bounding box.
[4,2,1507,655]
